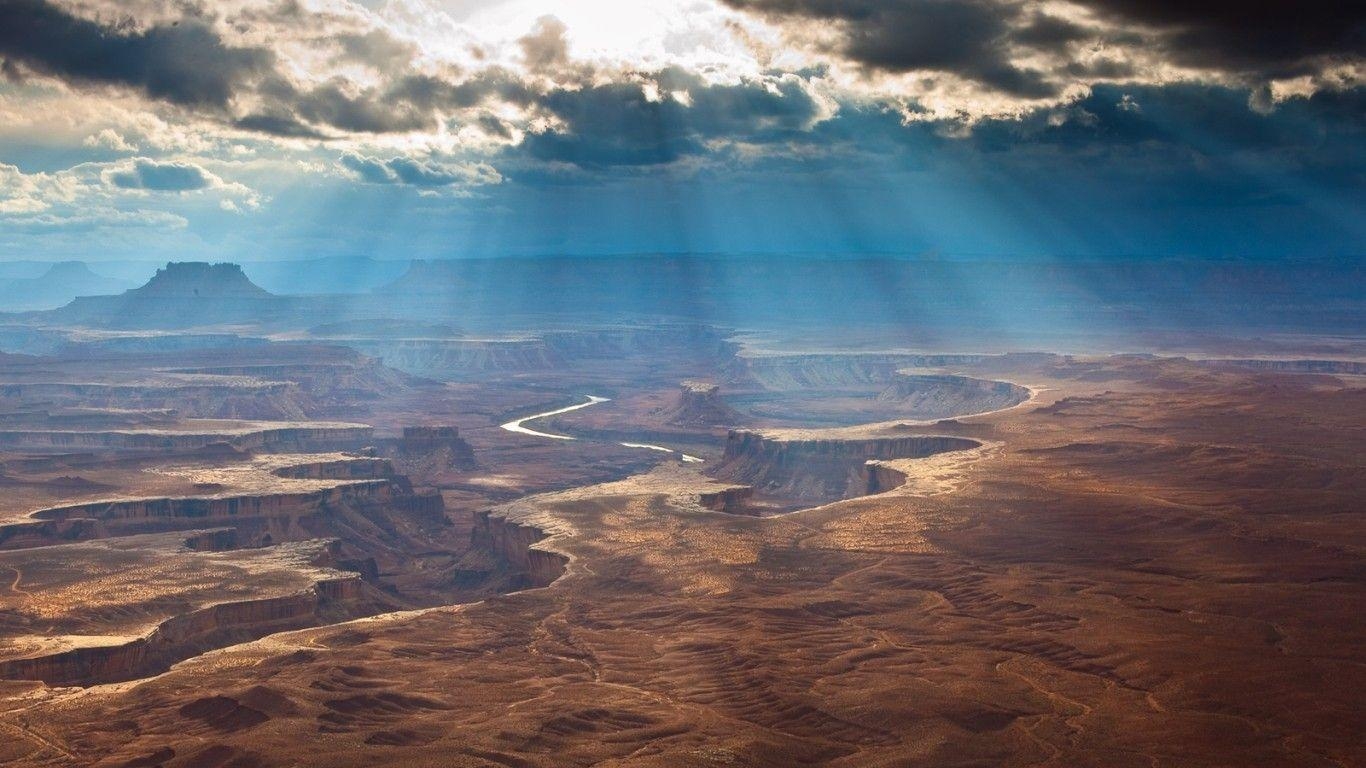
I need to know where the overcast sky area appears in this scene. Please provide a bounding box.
[0,0,1362,262]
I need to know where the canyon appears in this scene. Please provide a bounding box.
[0,261,1359,767]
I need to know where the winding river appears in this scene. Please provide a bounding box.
[500,395,703,462]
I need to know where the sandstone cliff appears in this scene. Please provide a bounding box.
[711,430,979,504]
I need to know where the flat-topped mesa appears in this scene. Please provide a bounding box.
[666,381,743,427]
[40,260,290,329]
[134,262,273,299]
[711,430,979,505]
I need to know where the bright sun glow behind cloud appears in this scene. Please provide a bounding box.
[382,0,773,78]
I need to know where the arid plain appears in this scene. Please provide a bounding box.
[0,264,1361,767]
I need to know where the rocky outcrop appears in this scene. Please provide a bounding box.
[698,486,755,514]
[664,381,743,427]
[711,430,979,504]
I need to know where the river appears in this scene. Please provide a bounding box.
[500,395,703,462]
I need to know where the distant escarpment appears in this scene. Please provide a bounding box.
[340,324,735,380]
[710,430,979,506]
[1200,358,1366,375]
[0,379,311,421]
[727,353,995,390]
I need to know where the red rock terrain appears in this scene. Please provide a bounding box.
[0,349,1359,768]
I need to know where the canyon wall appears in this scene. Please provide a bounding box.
[1,481,395,549]
[711,431,978,504]
[471,511,567,590]
[0,576,374,686]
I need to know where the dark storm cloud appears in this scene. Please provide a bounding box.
[0,0,531,137]
[0,0,274,108]
[719,0,1058,96]
[232,113,327,139]
[243,69,536,137]
[106,158,215,191]
[1078,0,1366,76]
[521,67,826,167]
[723,0,1365,89]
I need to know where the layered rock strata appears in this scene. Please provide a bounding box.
[712,431,979,504]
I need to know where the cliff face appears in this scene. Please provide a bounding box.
[863,461,909,495]
[711,430,979,504]
[470,511,567,591]
[0,577,376,686]
[0,480,398,550]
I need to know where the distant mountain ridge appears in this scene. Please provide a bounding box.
[0,261,133,311]
[244,256,408,295]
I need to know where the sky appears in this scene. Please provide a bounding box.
[0,0,1362,263]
